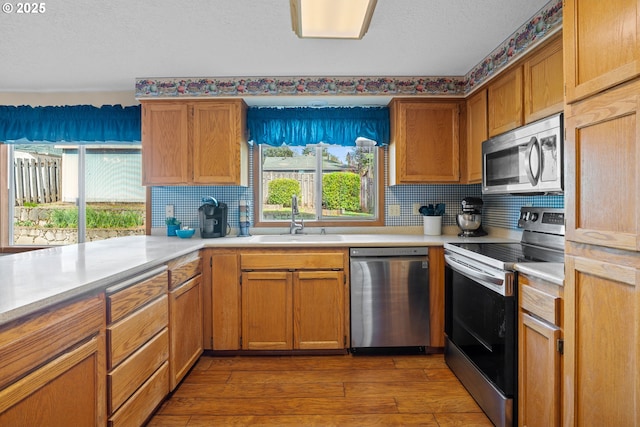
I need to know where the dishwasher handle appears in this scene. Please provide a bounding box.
[350,255,428,264]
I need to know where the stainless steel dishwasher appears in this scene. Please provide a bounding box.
[350,247,430,352]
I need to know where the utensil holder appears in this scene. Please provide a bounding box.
[423,216,442,236]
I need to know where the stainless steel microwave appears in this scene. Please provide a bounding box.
[482,113,563,195]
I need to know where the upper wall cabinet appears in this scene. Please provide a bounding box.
[563,0,640,103]
[487,65,524,137]
[389,99,461,184]
[141,100,248,186]
[523,34,564,123]
[564,78,640,252]
[464,89,487,184]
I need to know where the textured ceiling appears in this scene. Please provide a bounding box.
[0,0,550,93]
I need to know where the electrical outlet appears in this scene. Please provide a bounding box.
[413,203,421,215]
[389,204,401,217]
[165,204,174,218]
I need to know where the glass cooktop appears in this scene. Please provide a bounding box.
[445,241,564,270]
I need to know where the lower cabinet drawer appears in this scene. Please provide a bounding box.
[108,328,169,414]
[108,361,169,427]
[520,284,561,325]
[107,295,168,369]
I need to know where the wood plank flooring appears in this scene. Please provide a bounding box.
[148,353,493,426]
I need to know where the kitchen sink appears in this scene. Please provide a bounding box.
[254,234,344,243]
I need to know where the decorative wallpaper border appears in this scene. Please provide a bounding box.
[135,0,562,99]
[135,76,466,98]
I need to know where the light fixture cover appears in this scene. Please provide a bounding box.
[290,0,377,39]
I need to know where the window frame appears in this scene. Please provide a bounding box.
[3,143,145,250]
[252,144,385,229]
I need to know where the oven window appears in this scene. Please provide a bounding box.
[445,267,515,395]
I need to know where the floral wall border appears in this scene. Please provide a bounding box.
[135,0,562,100]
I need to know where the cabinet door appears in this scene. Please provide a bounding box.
[524,34,564,123]
[0,337,104,427]
[564,79,640,251]
[294,270,344,350]
[563,254,640,426]
[169,275,203,390]
[518,313,561,427]
[390,100,460,184]
[210,251,241,350]
[192,101,247,185]
[488,65,524,137]
[241,271,293,350]
[465,89,487,183]
[141,102,189,185]
[564,0,640,103]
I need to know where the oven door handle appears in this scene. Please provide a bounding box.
[444,254,510,296]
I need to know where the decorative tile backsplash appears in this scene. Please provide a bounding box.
[151,183,563,232]
[151,145,564,232]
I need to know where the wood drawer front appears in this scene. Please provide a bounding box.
[521,284,561,326]
[107,271,168,323]
[169,257,202,291]
[0,294,104,390]
[108,361,169,427]
[241,252,344,270]
[107,295,168,369]
[108,328,169,414]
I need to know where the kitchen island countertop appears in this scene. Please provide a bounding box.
[0,232,515,327]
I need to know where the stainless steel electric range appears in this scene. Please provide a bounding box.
[443,207,565,427]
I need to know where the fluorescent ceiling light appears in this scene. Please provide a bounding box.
[290,0,377,39]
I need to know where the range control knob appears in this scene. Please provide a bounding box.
[530,213,539,222]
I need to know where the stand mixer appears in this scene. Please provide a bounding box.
[456,197,488,237]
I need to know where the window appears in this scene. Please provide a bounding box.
[9,143,145,246]
[256,141,382,226]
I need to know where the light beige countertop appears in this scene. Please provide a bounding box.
[0,231,516,327]
[514,262,565,285]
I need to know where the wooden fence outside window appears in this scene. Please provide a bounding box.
[14,155,61,206]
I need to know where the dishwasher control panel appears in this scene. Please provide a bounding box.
[350,247,428,257]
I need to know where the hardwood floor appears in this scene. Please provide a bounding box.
[148,353,492,426]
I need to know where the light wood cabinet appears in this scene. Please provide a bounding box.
[205,249,241,351]
[563,250,640,426]
[563,32,640,424]
[141,99,248,186]
[240,250,347,351]
[389,99,461,184]
[167,252,203,390]
[518,274,563,427]
[464,89,487,183]
[563,0,640,103]
[106,268,169,425]
[428,246,446,348]
[523,34,564,123]
[0,294,106,426]
[564,79,640,252]
[242,270,293,350]
[488,65,524,136]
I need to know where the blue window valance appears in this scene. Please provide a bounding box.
[247,106,389,147]
[0,105,141,144]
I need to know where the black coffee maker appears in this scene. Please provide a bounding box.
[198,197,228,238]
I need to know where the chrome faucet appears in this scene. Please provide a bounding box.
[290,194,304,234]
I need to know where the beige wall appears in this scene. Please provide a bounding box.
[0,91,138,107]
